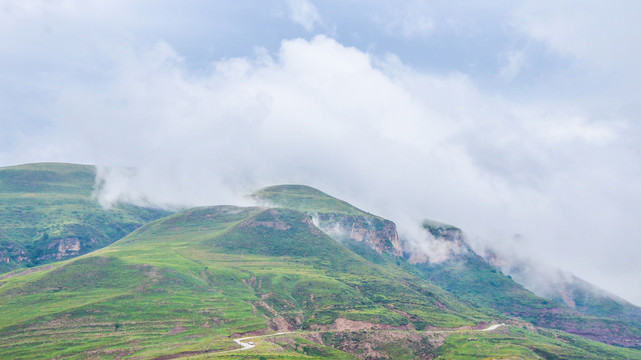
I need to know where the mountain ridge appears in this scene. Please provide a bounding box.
[0,203,494,359]
[1,163,641,359]
[253,183,641,348]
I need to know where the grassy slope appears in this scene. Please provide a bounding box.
[0,205,486,359]
[252,185,375,217]
[415,223,641,349]
[254,186,566,325]
[436,325,641,360]
[0,162,171,273]
[546,273,641,328]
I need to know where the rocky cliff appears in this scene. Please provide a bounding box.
[312,213,402,256]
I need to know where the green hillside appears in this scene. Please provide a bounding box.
[2,204,639,359]
[253,185,376,217]
[0,162,171,273]
[257,185,641,349]
[412,222,641,349]
[551,275,641,327]
[2,176,640,359]
[498,259,641,330]
[435,325,641,360]
[0,205,488,359]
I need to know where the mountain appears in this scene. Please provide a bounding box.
[1,174,641,359]
[409,221,641,349]
[256,185,641,349]
[547,274,641,326]
[485,251,641,330]
[0,163,171,273]
[0,205,491,359]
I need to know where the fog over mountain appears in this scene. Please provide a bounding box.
[1,1,641,305]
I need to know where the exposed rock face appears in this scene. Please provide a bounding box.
[0,242,30,267]
[313,213,402,256]
[54,238,81,257]
[0,236,103,271]
[34,237,98,262]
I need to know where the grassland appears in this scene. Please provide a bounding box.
[252,185,402,257]
[252,185,376,217]
[0,162,170,273]
[436,325,641,360]
[544,273,641,329]
[0,205,487,359]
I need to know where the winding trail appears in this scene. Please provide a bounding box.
[232,331,297,351]
[228,323,506,352]
[156,323,506,359]
[481,323,505,331]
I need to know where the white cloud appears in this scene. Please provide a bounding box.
[376,1,435,39]
[397,11,434,39]
[513,0,641,86]
[285,0,322,31]
[499,50,526,80]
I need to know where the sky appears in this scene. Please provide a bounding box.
[1,0,641,305]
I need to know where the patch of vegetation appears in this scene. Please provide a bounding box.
[544,274,641,330]
[252,185,377,217]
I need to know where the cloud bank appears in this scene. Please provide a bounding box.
[2,1,641,306]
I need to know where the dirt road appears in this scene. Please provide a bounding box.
[157,323,507,359]
[232,331,297,351]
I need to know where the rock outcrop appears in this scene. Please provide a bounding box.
[313,213,402,256]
